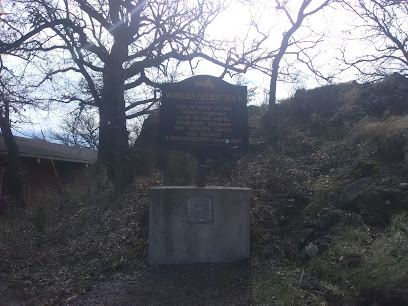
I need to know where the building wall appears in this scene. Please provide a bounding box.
[18,157,88,205]
[0,156,59,207]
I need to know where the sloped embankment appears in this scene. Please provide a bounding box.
[225,73,408,304]
[1,74,408,304]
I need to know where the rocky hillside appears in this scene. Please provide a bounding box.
[225,72,408,303]
[1,73,408,304]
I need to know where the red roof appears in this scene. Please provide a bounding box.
[0,136,97,164]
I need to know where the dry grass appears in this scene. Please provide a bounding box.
[0,167,164,304]
[252,266,328,305]
[2,84,408,304]
[352,115,408,143]
[308,213,408,297]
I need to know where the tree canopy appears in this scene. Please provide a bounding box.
[1,0,254,189]
[1,0,408,190]
[341,0,408,80]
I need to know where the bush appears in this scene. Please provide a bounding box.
[164,151,197,185]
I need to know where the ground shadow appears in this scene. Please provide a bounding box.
[72,260,252,305]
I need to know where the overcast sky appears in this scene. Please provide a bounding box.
[3,0,390,139]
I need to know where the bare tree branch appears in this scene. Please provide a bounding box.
[341,0,408,79]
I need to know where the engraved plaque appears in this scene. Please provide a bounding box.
[187,197,213,223]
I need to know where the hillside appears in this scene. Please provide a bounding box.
[1,73,408,304]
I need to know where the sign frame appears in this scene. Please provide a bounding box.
[158,75,249,154]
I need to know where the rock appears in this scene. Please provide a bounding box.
[287,83,352,123]
[380,72,407,90]
[131,110,162,175]
[329,106,366,127]
[354,74,408,116]
[378,130,408,163]
[305,242,319,258]
[339,177,376,209]
[339,177,408,226]
[351,160,381,178]
[363,97,390,116]
[297,228,315,243]
[316,209,343,230]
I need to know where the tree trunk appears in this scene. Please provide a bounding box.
[267,57,283,140]
[267,16,302,140]
[0,111,24,207]
[269,59,280,107]
[98,38,133,191]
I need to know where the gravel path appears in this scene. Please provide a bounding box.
[70,261,252,305]
[0,276,25,306]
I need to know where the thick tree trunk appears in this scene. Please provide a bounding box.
[0,112,24,207]
[98,38,133,191]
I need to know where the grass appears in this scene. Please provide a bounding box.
[352,115,408,144]
[2,83,408,304]
[308,213,408,297]
[252,266,327,305]
[0,167,162,304]
[304,176,338,213]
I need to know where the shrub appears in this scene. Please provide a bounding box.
[164,151,197,185]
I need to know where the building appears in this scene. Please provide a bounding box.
[0,136,97,203]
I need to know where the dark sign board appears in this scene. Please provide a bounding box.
[159,75,248,153]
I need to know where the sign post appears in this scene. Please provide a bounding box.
[149,75,251,265]
[159,75,249,185]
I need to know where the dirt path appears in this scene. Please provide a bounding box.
[0,276,25,306]
[70,261,252,305]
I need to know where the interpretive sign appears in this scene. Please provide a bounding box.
[159,75,248,152]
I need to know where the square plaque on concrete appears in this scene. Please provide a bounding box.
[187,197,213,223]
[149,186,250,264]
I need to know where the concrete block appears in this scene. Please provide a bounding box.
[148,186,251,265]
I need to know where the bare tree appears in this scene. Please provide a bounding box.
[250,0,336,107]
[50,108,99,150]
[1,0,252,190]
[341,0,408,80]
[0,75,23,207]
[234,0,336,140]
[0,67,42,207]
